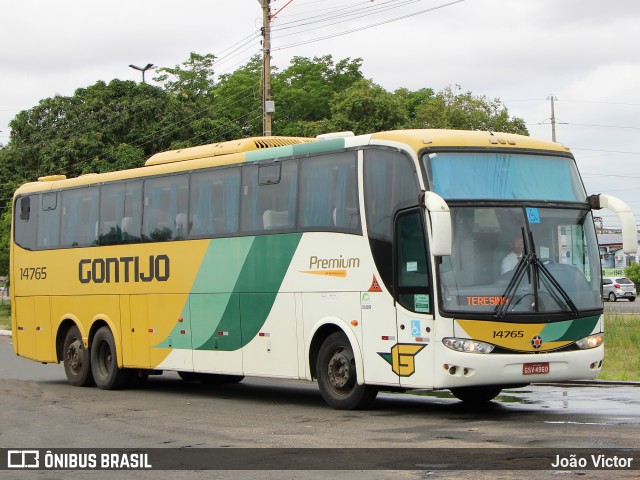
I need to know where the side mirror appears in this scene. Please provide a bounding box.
[590,194,638,254]
[423,191,452,256]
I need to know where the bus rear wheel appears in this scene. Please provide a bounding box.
[316,331,378,410]
[63,325,94,387]
[450,386,502,404]
[91,326,130,390]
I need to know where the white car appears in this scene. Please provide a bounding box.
[602,277,636,302]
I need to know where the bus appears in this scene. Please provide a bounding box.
[11,129,637,409]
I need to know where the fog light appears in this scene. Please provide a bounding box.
[576,333,603,349]
[443,337,495,354]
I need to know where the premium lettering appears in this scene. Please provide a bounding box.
[79,255,170,284]
[309,255,360,270]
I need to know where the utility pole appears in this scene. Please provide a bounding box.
[549,94,557,142]
[260,0,273,137]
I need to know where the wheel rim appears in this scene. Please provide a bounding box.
[326,347,356,396]
[95,340,113,379]
[609,292,616,302]
[65,338,84,375]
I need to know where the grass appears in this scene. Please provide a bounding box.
[0,301,637,380]
[0,302,10,330]
[600,313,640,381]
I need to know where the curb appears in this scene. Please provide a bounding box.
[534,380,640,387]
[0,329,11,337]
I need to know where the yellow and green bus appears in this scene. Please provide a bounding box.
[11,129,637,409]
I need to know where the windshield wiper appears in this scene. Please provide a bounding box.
[494,253,579,319]
[494,252,531,319]
[534,258,579,316]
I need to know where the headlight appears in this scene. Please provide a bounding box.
[576,333,603,349]
[443,337,495,354]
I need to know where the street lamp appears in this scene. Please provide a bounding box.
[129,63,155,84]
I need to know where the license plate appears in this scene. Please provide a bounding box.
[523,362,550,375]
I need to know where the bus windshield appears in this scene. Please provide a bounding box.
[436,206,602,318]
[423,151,586,201]
[422,150,601,319]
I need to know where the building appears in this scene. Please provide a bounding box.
[598,232,640,276]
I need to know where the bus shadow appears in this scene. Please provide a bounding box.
[134,375,538,417]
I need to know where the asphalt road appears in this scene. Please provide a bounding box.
[1,336,639,479]
[604,298,640,315]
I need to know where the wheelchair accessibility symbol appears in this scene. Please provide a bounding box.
[411,320,421,337]
[526,207,541,224]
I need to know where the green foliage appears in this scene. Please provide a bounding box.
[330,80,409,134]
[624,263,640,287]
[214,55,263,137]
[154,52,216,100]
[412,85,528,134]
[0,209,10,277]
[272,56,365,135]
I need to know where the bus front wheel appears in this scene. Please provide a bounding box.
[450,386,502,404]
[63,325,94,387]
[316,332,378,410]
[91,326,130,390]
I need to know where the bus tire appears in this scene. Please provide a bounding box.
[91,326,130,390]
[450,386,502,404]
[63,325,94,387]
[316,331,378,410]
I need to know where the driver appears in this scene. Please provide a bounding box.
[501,235,524,274]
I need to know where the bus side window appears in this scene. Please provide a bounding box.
[189,167,240,237]
[123,181,142,242]
[143,175,189,242]
[241,161,297,233]
[37,193,60,249]
[99,183,126,245]
[60,187,99,247]
[299,152,360,232]
[14,195,38,250]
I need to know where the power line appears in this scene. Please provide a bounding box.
[272,0,464,51]
[561,122,640,131]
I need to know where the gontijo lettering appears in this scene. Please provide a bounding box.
[78,255,170,284]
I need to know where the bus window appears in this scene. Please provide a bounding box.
[395,209,431,313]
[60,187,99,247]
[14,195,38,250]
[241,160,297,233]
[123,181,142,242]
[299,152,360,232]
[189,167,240,237]
[99,183,126,245]
[37,193,60,249]
[364,149,420,289]
[143,175,189,241]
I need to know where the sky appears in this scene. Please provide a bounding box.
[1,0,639,229]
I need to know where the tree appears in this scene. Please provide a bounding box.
[330,80,408,135]
[154,52,216,100]
[213,55,263,138]
[394,87,435,122]
[7,80,182,180]
[412,85,528,134]
[624,263,640,288]
[271,55,365,136]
